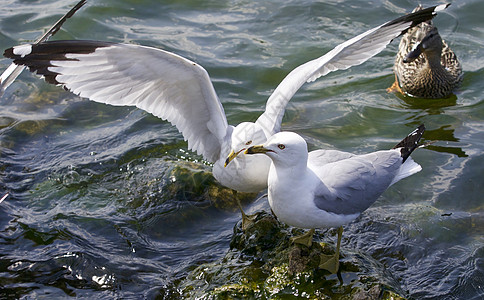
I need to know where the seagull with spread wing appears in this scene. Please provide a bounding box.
[3,4,448,225]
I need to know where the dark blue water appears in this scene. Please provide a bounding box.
[1,0,483,298]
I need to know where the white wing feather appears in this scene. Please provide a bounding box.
[50,43,229,162]
[256,19,415,135]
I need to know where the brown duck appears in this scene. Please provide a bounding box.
[389,5,463,98]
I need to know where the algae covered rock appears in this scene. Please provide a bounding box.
[179,211,407,299]
[165,160,256,211]
[111,159,407,298]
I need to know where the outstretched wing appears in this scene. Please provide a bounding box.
[256,4,449,135]
[4,41,229,162]
[0,0,87,96]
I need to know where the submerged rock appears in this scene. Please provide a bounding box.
[165,160,256,211]
[179,211,407,299]
[128,162,407,298]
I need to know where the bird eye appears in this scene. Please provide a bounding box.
[278,144,285,150]
[245,140,252,145]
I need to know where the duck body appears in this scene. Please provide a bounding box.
[392,5,463,98]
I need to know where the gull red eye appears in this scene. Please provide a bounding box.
[278,144,285,150]
[245,140,252,145]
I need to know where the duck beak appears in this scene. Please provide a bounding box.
[224,149,244,167]
[245,145,272,155]
[404,44,423,63]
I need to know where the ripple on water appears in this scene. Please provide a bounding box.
[1,0,484,298]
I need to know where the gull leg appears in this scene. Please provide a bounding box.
[319,226,343,274]
[290,228,315,248]
[234,191,256,230]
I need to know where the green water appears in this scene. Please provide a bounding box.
[1,0,483,298]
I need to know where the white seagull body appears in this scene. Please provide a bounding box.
[245,125,425,272]
[248,126,425,229]
[3,5,446,194]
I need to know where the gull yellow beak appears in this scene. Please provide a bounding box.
[224,149,243,167]
[245,145,271,154]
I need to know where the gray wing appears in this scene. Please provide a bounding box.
[4,41,229,163]
[0,0,87,96]
[256,4,448,136]
[308,149,356,166]
[310,150,402,215]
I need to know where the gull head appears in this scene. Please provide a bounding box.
[245,131,308,168]
[404,27,443,63]
[224,122,267,167]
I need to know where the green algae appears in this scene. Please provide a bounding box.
[179,211,407,299]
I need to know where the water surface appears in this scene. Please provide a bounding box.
[1,0,483,298]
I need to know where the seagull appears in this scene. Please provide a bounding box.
[3,5,446,224]
[244,125,425,273]
[0,0,87,97]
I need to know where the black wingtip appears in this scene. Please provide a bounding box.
[393,124,425,162]
[4,41,113,86]
[383,3,450,37]
[3,48,14,59]
[36,0,88,43]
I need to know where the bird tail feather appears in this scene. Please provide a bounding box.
[390,156,422,186]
